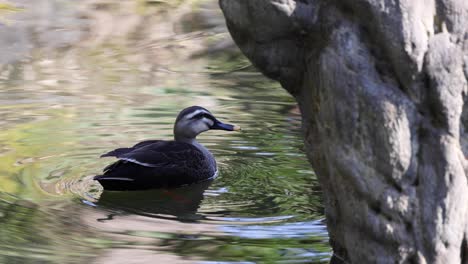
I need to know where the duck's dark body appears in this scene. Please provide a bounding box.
[94,106,239,191]
[94,140,217,191]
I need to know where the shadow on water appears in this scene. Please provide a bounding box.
[95,181,212,222]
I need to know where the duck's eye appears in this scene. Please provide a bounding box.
[192,113,211,120]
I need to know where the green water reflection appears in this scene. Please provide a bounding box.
[0,0,330,263]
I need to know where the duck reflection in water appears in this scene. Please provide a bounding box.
[96,180,213,222]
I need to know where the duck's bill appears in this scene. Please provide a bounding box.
[211,121,241,131]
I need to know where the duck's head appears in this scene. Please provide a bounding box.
[174,106,240,142]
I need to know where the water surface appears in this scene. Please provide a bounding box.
[0,1,330,263]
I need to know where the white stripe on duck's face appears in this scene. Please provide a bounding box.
[184,109,211,120]
[174,110,215,140]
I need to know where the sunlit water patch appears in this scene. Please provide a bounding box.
[0,0,330,263]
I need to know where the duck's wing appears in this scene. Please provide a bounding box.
[95,141,212,190]
[108,141,206,168]
[100,140,162,158]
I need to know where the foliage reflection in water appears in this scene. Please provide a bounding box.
[0,0,330,263]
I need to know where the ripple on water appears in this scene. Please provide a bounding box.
[0,2,329,260]
[219,219,328,239]
[0,99,328,262]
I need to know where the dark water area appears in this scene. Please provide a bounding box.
[0,1,330,263]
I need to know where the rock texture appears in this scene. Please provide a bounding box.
[220,0,468,263]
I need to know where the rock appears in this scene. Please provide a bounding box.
[219,0,468,263]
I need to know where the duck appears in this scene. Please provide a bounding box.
[94,106,240,191]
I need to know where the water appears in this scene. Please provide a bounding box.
[0,1,330,263]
